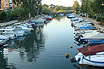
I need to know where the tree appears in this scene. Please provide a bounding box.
[72,0,80,13]
[21,0,42,17]
[42,7,52,15]
[55,6,63,11]
[14,7,29,19]
[6,8,12,21]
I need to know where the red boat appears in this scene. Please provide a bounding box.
[43,18,52,21]
[77,44,104,56]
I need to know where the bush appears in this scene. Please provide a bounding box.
[88,14,92,18]
[0,11,7,22]
[92,15,96,19]
[96,17,104,22]
[96,17,101,21]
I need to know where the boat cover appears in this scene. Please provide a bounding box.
[77,44,104,56]
[90,40,104,44]
[79,26,95,29]
[29,21,36,23]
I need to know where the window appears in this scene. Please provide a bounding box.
[6,4,8,6]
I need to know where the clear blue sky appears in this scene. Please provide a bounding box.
[42,0,81,7]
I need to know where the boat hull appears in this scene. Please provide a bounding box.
[79,56,104,67]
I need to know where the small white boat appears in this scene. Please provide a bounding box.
[67,15,75,19]
[0,35,9,46]
[72,19,92,26]
[71,17,79,21]
[75,44,104,67]
[14,27,26,37]
[80,32,104,41]
[5,26,26,37]
[75,52,104,67]
[58,14,64,16]
[74,24,93,29]
[0,27,16,39]
[75,30,98,36]
[31,18,46,26]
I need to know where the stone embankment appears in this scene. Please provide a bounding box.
[74,14,104,32]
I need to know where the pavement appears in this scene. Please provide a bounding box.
[0,20,18,27]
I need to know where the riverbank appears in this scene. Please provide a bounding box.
[0,14,45,27]
[74,14,104,32]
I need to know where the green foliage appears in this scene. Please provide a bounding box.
[42,4,73,15]
[55,6,63,11]
[21,0,42,16]
[6,8,12,21]
[14,7,29,19]
[96,16,104,22]
[72,0,80,13]
[42,7,52,15]
[0,11,7,22]
[81,0,104,18]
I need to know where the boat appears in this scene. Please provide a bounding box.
[71,17,79,21]
[89,40,104,44]
[58,14,64,16]
[67,15,75,19]
[0,35,9,46]
[75,44,104,67]
[30,18,45,26]
[42,15,52,21]
[75,52,104,67]
[74,23,94,29]
[72,18,93,26]
[0,27,16,39]
[74,30,98,36]
[74,30,99,41]
[80,32,104,41]
[77,44,104,56]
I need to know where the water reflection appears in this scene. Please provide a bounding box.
[17,26,45,62]
[0,26,46,69]
[54,16,64,21]
[0,50,16,69]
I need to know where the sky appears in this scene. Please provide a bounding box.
[42,0,81,7]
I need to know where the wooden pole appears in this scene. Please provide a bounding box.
[89,45,90,60]
[88,40,90,60]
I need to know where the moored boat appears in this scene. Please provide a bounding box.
[75,44,104,67]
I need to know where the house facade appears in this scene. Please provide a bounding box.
[0,0,23,12]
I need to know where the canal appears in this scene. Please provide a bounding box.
[0,17,101,69]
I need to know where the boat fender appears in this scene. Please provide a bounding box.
[70,57,77,62]
[76,42,79,45]
[70,45,73,48]
[65,53,69,59]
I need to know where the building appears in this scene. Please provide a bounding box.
[0,0,23,12]
[0,0,4,12]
